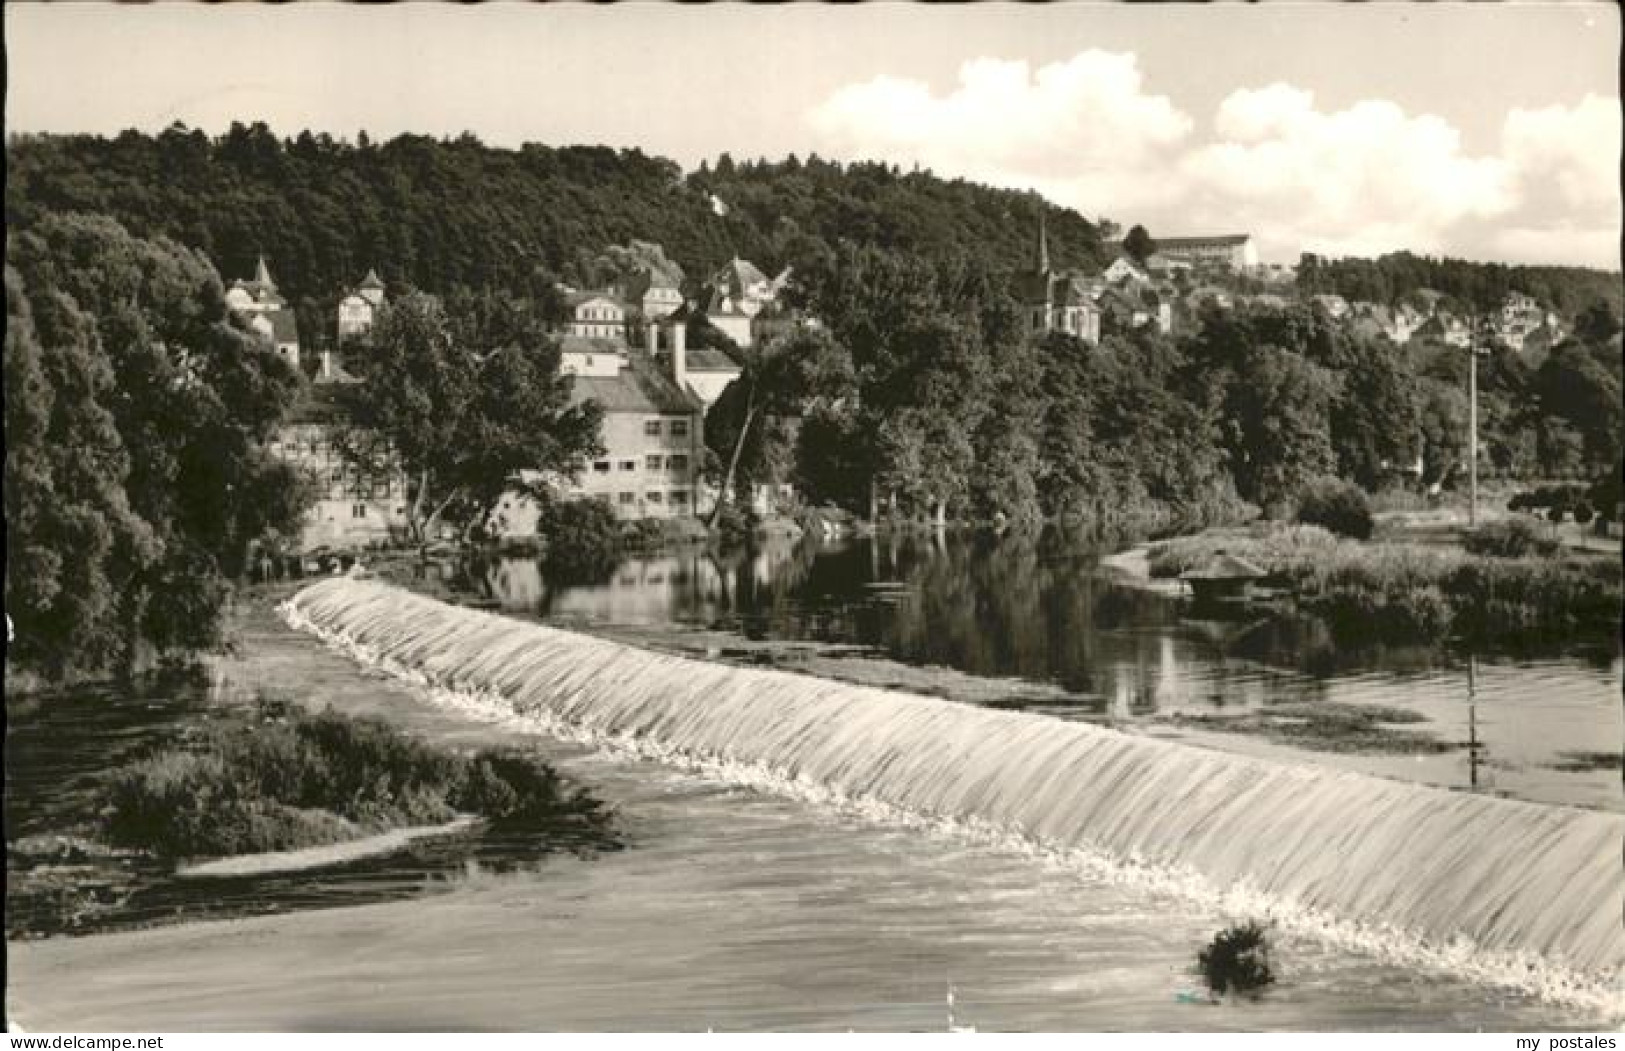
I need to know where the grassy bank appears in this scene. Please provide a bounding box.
[1147,524,1621,648]
[106,700,615,859]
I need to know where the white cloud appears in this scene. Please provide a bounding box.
[806,53,1621,268]
[1501,93,1620,217]
[1182,85,1517,259]
[808,51,1194,217]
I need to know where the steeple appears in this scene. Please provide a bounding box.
[254,254,275,290]
[1037,213,1051,274]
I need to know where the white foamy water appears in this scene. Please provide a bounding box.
[285,579,1625,1019]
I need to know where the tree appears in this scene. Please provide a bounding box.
[1122,224,1157,264]
[704,326,854,526]
[335,290,603,543]
[1220,344,1338,511]
[1331,337,1421,489]
[6,213,308,680]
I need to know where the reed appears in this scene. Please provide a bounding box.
[1146,526,1619,647]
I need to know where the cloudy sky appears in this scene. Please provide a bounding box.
[8,3,1620,267]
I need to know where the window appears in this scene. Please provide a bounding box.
[669,419,690,438]
[670,490,689,506]
[646,454,663,471]
[593,460,612,474]
[644,420,662,437]
[619,460,636,472]
[666,454,689,472]
[331,467,344,481]
[618,492,635,505]
[352,504,368,519]
[646,491,663,504]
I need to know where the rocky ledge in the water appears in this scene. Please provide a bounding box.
[177,816,483,878]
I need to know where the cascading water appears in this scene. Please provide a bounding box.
[287,578,1624,1004]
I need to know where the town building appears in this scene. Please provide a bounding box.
[696,257,791,347]
[272,385,410,549]
[558,327,707,521]
[620,268,684,322]
[225,256,301,371]
[1017,220,1102,344]
[1103,256,1152,285]
[337,269,387,341]
[564,289,629,339]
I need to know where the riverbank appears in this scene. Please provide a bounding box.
[5,586,618,941]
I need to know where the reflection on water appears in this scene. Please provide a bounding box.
[475,532,1622,811]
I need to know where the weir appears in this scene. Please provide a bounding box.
[288,578,1624,982]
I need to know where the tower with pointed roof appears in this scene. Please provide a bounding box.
[224,256,301,369]
[338,268,388,346]
[1016,211,1100,345]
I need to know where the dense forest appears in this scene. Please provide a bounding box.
[5,125,1108,349]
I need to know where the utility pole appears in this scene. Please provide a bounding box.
[1467,315,1487,528]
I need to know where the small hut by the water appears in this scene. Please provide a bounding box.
[1180,551,1267,605]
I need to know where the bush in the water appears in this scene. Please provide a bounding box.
[539,498,624,583]
[1294,478,1374,540]
[105,701,615,858]
[1197,921,1276,1000]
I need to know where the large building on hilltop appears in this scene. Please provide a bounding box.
[1017,219,1102,344]
[1152,234,1258,271]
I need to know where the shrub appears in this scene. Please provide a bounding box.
[104,703,615,858]
[620,517,665,551]
[1463,519,1559,559]
[711,501,761,551]
[1294,478,1374,540]
[1197,921,1276,999]
[539,498,624,583]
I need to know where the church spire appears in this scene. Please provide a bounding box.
[254,254,275,290]
[1037,212,1051,273]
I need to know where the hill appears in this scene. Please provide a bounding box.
[5,125,1108,339]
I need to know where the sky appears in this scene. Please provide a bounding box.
[7,2,1621,268]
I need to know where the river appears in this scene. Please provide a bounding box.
[7,534,1621,1030]
[472,533,1623,813]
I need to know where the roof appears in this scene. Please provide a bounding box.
[564,290,628,311]
[686,347,741,373]
[1180,552,1267,581]
[714,257,769,296]
[358,268,385,291]
[568,351,702,416]
[1156,234,1252,248]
